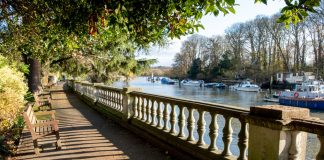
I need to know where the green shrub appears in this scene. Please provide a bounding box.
[0,57,27,134]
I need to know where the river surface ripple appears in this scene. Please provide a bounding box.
[113,77,322,159]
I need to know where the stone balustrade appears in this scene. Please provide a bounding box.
[67,80,324,160]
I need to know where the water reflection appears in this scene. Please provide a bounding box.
[113,77,324,118]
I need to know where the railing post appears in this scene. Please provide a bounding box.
[122,87,141,121]
[247,105,309,160]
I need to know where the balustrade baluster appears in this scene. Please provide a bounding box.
[317,134,324,160]
[115,92,118,109]
[115,92,119,109]
[133,96,138,118]
[102,90,104,103]
[110,91,113,108]
[113,92,116,109]
[178,106,185,138]
[150,100,157,126]
[105,90,108,105]
[157,101,163,128]
[106,91,110,107]
[197,109,206,146]
[141,97,146,121]
[116,92,119,109]
[116,92,119,110]
[102,90,105,103]
[222,116,233,157]
[170,103,177,134]
[106,91,109,105]
[163,102,170,131]
[117,92,120,109]
[107,91,111,106]
[146,98,151,123]
[112,91,115,108]
[208,113,218,151]
[119,93,123,110]
[238,119,248,160]
[98,88,102,102]
[187,107,195,142]
[138,97,142,119]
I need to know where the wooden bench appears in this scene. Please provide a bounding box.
[23,104,61,154]
[43,82,55,89]
[34,93,52,111]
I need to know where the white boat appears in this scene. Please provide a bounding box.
[235,81,260,92]
[181,80,204,87]
[204,82,226,88]
[229,84,239,90]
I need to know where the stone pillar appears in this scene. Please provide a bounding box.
[122,87,142,121]
[247,105,309,160]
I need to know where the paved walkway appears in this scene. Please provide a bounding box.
[16,84,170,160]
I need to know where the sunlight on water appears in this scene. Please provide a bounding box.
[113,77,323,158]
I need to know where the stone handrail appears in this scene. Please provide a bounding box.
[67,80,324,160]
[128,91,249,159]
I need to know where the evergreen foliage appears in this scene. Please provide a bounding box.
[0,56,27,134]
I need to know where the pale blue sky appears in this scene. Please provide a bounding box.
[138,0,285,66]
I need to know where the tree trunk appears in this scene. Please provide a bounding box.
[27,58,41,93]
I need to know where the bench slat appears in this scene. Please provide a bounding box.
[26,106,33,117]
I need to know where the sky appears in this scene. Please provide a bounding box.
[137,0,286,67]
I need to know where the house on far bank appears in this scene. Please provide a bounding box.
[276,72,315,84]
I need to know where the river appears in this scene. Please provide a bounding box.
[113,77,324,119]
[113,77,322,159]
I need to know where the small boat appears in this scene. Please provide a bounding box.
[181,80,204,87]
[279,80,324,110]
[204,83,217,88]
[161,78,176,85]
[235,81,260,92]
[215,83,226,88]
[204,82,226,88]
[229,84,239,90]
[263,92,279,103]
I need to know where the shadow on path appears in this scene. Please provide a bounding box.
[16,83,170,160]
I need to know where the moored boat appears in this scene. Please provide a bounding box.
[279,80,324,110]
[161,78,176,85]
[181,80,204,87]
[215,83,226,88]
[263,92,279,103]
[229,84,239,90]
[204,82,226,88]
[235,81,260,92]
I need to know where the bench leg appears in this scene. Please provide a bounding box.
[49,103,52,110]
[55,131,62,150]
[33,140,40,155]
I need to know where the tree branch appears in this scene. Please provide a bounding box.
[50,56,72,65]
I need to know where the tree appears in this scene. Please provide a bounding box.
[225,23,246,73]
[188,58,202,79]
[0,0,320,92]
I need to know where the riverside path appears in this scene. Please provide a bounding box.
[16,83,170,160]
